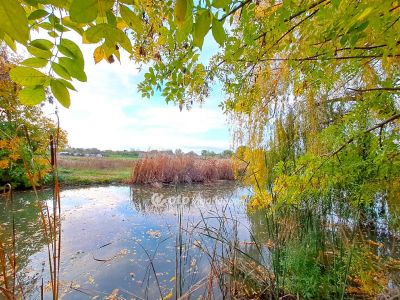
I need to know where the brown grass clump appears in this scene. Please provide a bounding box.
[58,157,135,170]
[130,155,235,184]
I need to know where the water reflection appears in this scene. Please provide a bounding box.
[1,183,399,299]
[130,182,241,214]
[0,190,50,296]
[1,183,249,299]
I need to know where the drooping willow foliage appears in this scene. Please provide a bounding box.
[211,0,400,209]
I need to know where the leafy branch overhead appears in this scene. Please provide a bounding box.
[0,0,397,109]
[0,0,232,107]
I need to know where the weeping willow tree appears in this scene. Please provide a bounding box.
[210,0,400,209]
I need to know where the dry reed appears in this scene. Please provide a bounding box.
[130,155,235,184]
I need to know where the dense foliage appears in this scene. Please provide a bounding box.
[0,49,66,188]
[219,1,400,210]
[0,0,398,200]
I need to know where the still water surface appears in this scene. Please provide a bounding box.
[1,183,252,299]
[1,183,399,299]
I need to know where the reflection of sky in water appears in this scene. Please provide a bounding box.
[6,183,253,299]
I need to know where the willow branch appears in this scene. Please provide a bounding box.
[325,113,400,157]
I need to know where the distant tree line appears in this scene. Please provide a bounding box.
[61,147,234,158]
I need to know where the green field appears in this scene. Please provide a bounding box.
[57,156,135,186]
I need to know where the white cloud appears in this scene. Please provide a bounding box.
[40,32,231,152]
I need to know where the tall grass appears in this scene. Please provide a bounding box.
[130,155,235,184]
[195,200,400,299]
[1,129,62,299]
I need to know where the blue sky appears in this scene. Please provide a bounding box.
[50,33,231,153]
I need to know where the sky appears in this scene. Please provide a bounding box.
[42,32,232,153]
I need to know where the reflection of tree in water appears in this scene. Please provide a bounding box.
[130,182,239,214]
[0,189,51,294]
[243,197,400,298]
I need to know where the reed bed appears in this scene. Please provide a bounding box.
[58,157,135,170]
[130,155,235,184]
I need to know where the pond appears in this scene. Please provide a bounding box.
[1,183,253,299]
[1,183,399,299]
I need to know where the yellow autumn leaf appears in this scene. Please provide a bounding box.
[0,160,9,169]
[117,20,127,30]
[163,292,173,300]
[174,0,187,27]
[93,45,106,64]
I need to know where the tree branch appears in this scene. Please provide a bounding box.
[325,113,400,157]
[239,53,400,63]
[347,87,400,93]
[219,0,253,22]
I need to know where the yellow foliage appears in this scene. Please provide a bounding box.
[0,160,9,169]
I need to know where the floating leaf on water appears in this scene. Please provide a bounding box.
[170,276,176,282]
[163,292,173,300]
[193,240,202,248]
[146,229,161,238]
[88,275,95,284]
[190,258,197,268]
[105,288,119,300]
[118,248,128,256]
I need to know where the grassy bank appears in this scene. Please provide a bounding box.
[57,156,135,186]
[57,155,237,186]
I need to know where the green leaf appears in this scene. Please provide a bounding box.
[176,17,192,43]
[54,23,69,32]
[174,0,187,27]
[106,10,117,26]
[193,9,211,49]
[84,24,107,43]
[24,0,39,5]
[21,57,48,68]
[28,9,49,20]
[10,67,48,86]
[39,22,53,30]
[61,16,85,35]
[30,39,54,50]
[58,78,76,91]
[48,31,59,38]
[212,17,226,46]
[48,14,60,24]
[52,62,71,80]
[212,0,230,9]
[18,86,46,106]
[50,79,70,108]
[85,23,132,52]
[59,57,87,82]
[58,38,84,66]
[70,0,98,23]
[0,0,29,44]
[119,4,143,33]
[41,0,69,8]
[27,46,53,59]
[3,33,16,52]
